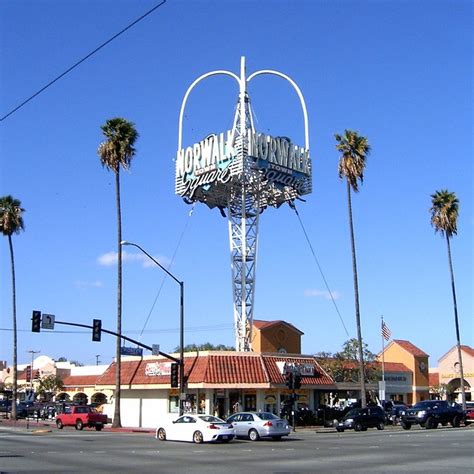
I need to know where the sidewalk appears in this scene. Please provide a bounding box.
[0,417,155,433]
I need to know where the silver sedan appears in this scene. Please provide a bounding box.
[226,412,291,441]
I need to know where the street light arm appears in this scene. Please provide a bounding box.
[120,241,181,285]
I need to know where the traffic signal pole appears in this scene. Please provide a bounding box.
[36,319,181,364]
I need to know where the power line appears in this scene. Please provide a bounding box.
[0,0,168,122]
[290,203,350,337]
[139,204,196,340]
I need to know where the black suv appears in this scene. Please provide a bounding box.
[400,400,464,430]
[336,406,385,432]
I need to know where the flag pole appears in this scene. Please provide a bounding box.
[381,315,385,383]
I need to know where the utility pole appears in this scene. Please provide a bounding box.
[27,350,40,396]
[95,355,101,366]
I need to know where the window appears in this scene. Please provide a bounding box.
[169,395,179,414]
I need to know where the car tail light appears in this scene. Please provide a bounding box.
[263,421,273,427]
[208,424,220,429]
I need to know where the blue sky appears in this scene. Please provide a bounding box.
[1,0,472,368]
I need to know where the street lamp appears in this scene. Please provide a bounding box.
[120,240,185,415]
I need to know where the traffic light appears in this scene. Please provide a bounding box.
[25,365,32,382]
[293,373,302,389]
[285,371,294,389]
[32,310,41,332]
[92,319,102,342]
[34,370,41,380]
[170,363,179,388]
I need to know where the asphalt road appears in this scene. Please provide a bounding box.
[1,425,473,473]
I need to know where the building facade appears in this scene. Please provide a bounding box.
[434,345,473,402]
[379,339,430,404]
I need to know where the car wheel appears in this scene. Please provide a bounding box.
[157,428,166,441]
[75,419,84,430]
[95,424,103,431]
[354,422,363,432]
[56,419,63,430]
[377,421,385,430]
[401,421,411,430]
[249,429,260,441]
[336,427,344,433]
[426,417,437,429]
[193,431,204,444]
[452,416,461,428]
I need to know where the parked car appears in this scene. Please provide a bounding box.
[463,402,474,425]
[156,414,235,444]
[226,411,291,441]
[381,401,408,425]
[400,400,464,430]
[56,404,108,430]
[336,406,386,432]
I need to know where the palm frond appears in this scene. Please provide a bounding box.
[0,195,25,236]
[430,189,459,237]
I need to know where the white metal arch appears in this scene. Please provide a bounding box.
[247,69,310,150]
[177,70,240,151]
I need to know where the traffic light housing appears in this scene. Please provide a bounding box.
[285,371,294,389]
[32,310,41,332]
[293,373,302,389]
[34,370,41,380]
[170,363,179,388]
[92,319,102,342]
[25,365,32,382]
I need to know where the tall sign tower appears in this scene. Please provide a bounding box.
[176,57,311,351]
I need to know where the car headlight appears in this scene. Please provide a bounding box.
[401,410,406,415]
[417,410,426,417]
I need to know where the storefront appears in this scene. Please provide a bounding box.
[95,351,335,428]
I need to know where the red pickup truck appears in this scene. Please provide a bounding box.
[56,405,108,431]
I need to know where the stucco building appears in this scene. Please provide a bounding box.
[379,339,430,404]
[432,345,473,402]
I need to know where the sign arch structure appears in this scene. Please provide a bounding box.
[176,57,311,351]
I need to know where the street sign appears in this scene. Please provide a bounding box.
[120,346,143,357]
[152,344,160,356]
[41,313,55,330]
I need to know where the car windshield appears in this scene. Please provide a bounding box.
[198,415,225,423]
[255,412,279,420]
[412,401,436,409]
[345,409,361,418]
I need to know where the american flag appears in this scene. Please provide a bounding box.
[381,320,391,341]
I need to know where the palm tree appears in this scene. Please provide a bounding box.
[97,118,138,428]
[430,190,466,410]
[335,130,371,408]
[0,195,25,419]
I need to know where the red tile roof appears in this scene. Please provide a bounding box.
[253,320,304,335]
[62,375,99,387]
[461,345,474,357]
[262,355,333,385]
[383,362,410,372]
[94,352,335,387]
[393,340,428,357]
[429,371,440,386]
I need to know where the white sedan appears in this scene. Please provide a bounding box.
[156,414,235,444]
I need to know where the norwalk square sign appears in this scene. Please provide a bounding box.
[175,57,312,351]
[175,130,311,205]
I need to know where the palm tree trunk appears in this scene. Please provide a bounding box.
[346,180,367,408]
[446,234,466,410]
[112,169,122,428]
[8,235,18,420]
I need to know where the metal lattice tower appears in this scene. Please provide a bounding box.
[176,57,311,353]
[228,82,260,351]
